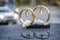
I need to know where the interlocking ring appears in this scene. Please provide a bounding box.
[33,5,50,23]
[18,5,50,28]
[19,8,35,28]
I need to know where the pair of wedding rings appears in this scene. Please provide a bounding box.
[18,5,50,28]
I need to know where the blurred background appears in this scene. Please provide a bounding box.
[0,0,60,40]
[11,0,60,24]
[14,0,60,7]
[0,0,60,25]
[1,0,59,8]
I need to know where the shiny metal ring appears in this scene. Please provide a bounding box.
[19,8,35,25]
[33,5,50,23]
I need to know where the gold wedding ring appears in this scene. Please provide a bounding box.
[18,5,50,27]
[33,5,50,23]
[19,8,35,25]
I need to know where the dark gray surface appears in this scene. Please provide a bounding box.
[0,24,60,40]
[0,6,60,40]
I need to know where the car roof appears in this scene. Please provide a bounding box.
[0,6,9,10]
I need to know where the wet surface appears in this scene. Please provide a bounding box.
[0,24,60,40]
[0,7,60,40]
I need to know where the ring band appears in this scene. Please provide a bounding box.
[19,8,35,24]
[33,5,50,23]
